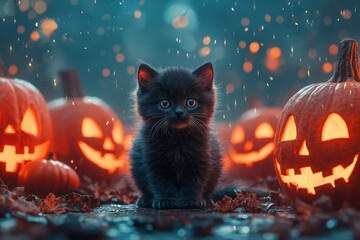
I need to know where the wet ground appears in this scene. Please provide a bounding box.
[1,203,357,240]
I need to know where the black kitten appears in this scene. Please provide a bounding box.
[130,62,222,209]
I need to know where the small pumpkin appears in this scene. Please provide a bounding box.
[228,108,281,179]
[274,39,360,209]
[48,70,127,181]
[0,59,52,187]
[18,156,80,196]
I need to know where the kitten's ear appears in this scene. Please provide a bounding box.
[138,63,158,88]
[193,62,214,87]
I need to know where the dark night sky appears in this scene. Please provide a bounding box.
[1,0,360,125]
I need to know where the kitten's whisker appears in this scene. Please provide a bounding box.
[148,118,165,137]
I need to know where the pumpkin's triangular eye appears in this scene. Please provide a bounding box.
[21,107,39,136]
[81,117,103,138]
[231,126,245,144]
[281,115,297,141]
[255,122,274,139]
[4,124,16,134]
[112,120,124,144]
[322,113,349,141]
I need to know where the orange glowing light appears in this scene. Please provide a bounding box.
[226,84,234,94]
[243,61,253,73]
[172,16,189,29]
[21,107,39,136]
[112,121,124,144]
[308,49,318,59]
[30,31,40,41]
[267,47,281,59]
[239,41,246,49]
[0,141,50,172]
[134,10,142,19]
[34,1,47,14]
[40,18,58,36]
[4,125,16,134]
[116,53,125,63]
[244,141,253,151]
[322,62,333,74]
[78,141,125,173]
[341,10,352,20]
[19,0,30,12]
[102,68,111,78]
[127,66,135,75]
[297,68,307,79]
[265,14,271,22]
[103,137,115,151]
[8,65,18,76]
[17,25,25,34]
[229,142,274,167]
[255,122,274,138]
[231,126,245,144]
[328,44,338,56]
[265,58,280,72]
[199,47,211,57]
[275,154,358,195]
[249,42,260,53]
[82,117,103,138]
[299,140,309,156]
[241,17,250,27]
[203,36,211,45]
[281,115,296,141]
[322,113,349,141]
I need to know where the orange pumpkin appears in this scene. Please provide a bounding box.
[0,60,52,187]
[18,157,80,196]
[274,39,360,209]
[48,70,127,181]
[228,108,281,179]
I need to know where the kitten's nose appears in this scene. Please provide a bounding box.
[175,107,184,117]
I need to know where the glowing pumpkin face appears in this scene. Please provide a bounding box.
[48,70,127,181]
[228,108,281,179]
[0,74,52,186]
[274,39,360,209]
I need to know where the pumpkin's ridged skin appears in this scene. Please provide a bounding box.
[0,77,52,187]
[48,97,127,181]
[274,39,360,209]
[228,108,282,180]
[18,159,80,197]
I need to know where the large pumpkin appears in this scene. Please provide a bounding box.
[48,70,127,181]
[228,108,281,179]
[0,61,52,187]
[274,39,360,209]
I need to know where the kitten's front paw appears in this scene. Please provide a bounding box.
[179,198,207,209]
[152,199,178,209]
[137,197,153,208]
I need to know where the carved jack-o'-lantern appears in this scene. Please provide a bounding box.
[274,39,360,209]
[0,61,52,186]
[228,108,281,179]
[48,70,127,181]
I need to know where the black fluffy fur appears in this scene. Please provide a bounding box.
[130,62,222,209]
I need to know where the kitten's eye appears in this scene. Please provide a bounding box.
[186,98,197,108]
[160,99,171,109]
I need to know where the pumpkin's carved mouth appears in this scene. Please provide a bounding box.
[0,141,50,172]
[78,141,124,173]
[275,154,358,195]
[229,142,274,166]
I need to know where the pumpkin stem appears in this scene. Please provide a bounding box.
[330,39,360,82]
[60,69,84,98]
[48,152,54,160]
[0,58,8,78]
